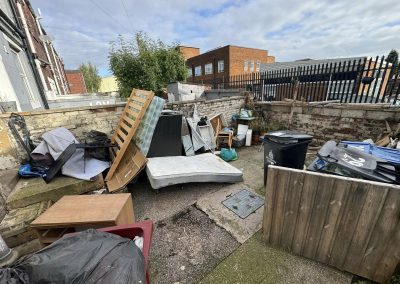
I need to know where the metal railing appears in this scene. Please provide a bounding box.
[201,56,400,104]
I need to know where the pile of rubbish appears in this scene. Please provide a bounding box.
[309,140,400,184]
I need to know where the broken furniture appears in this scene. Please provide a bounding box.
[263,165,400,284]
[105,89,155,192]
[30,193,135,246]
[210,113,233,149]
[145,153,243,189]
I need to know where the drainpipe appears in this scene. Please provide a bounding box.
[9,0,49,109]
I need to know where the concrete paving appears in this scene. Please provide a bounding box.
[130,177,226,222]
[196,184,264,244]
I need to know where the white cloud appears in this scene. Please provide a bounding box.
[30,0,400,75]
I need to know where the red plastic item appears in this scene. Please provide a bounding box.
[98,221,153,284]
[64,220,153,284]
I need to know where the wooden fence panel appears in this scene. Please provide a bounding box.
[262,166,400,283]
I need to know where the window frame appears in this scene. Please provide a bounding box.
[250,60,255,72]
[244,60,248,72]
[218,60,224,73]
[205,63,213,75]
[195,65,202,76]
[187,67,193,77]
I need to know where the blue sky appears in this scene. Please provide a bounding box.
[30,0,400,77]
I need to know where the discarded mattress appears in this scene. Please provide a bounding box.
[145,153,243,189]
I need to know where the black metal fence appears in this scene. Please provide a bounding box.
[203,56,400,104]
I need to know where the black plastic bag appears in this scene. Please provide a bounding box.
[1,229,145,284]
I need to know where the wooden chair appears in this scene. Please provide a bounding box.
[210,114,233,149]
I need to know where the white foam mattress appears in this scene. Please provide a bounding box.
[145,153,243,189]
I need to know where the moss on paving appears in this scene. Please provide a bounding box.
[199,230,351,284]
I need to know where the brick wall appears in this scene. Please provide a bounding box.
[178,46,200,60]
[0,97,245,169]
[65,70,87,94]
[257,102,400,145]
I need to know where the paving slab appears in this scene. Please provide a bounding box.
[6,174,104,210]
[199,231,353,284]
[130,178,225,222]
[150,206,240,284]
[0,201,52,247]
[230,146,265,195]
[196,184,264,243]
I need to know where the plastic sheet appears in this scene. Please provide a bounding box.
[0,229,144,284]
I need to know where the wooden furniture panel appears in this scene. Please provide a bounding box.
[262,165,400,283]
[31,194,135,245]
[105,89,154,183]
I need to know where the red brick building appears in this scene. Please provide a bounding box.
[65,70,87,94]
[179,45,275,84]
[16,0,69,97]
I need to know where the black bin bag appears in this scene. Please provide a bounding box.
[0,229,145,284]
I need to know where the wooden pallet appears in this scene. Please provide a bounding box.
[105,89,154,190]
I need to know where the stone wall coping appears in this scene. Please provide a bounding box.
[0,102,127,118]
[166,96,244,106]
[256,101,400,111]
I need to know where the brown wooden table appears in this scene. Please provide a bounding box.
[31,193,135,246]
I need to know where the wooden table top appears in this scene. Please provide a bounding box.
[31,194,132,227]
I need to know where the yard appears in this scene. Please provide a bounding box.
[131,146,354,284]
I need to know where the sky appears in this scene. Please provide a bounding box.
[30,0,400,77]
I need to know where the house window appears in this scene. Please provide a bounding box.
[195,66,202,76]
[205,63,213,75]
[244,60,248,72]
[187,68,192,77]
[250,61,255,72]
[256,61,261,72]
[218,60,224,73]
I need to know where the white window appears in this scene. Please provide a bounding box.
[205,63,213,75]
[218,60,224,73]
[250,61,255,72]
[187,68,192,77]
[195,66,202,76]
[256,61,261,72]
[244,61,248,72]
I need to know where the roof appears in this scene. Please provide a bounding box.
[260,57,366,72]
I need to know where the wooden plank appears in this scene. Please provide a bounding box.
[106,143,147,192]
[132,95,148,104]
[114,135,124,148]
[292,172,320,255]
[262,166,278,243]
[329,182,369,269]
[121,114,135,127]
[120,120,131,133]
[127,99,143,110]
[303,175,335,259]
[262,166,400,283]
[116,128,127,141]
[358,187,400,281]
[373,217,400,283]
[106,89,154,181]
[125,106,139,118]
[280,170,305,250]
[315,178,351,263]
[269,169,291,245]
[343,184,389,272]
